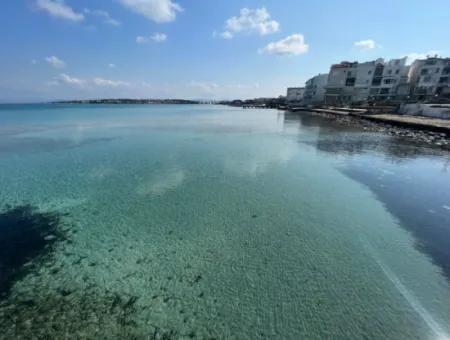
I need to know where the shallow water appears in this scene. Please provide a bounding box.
[0,104,449,339]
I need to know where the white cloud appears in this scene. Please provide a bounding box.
[151,32,167,42]
[188,81,261,97]
[259,34,309,56]
[221,31,233,40]
[31,59,37,65]
[118,0,182,23]
[83,8,121,26]
[136,33,167,43]
[56,73,85,87]
[354,39,376,51]
[221,7,279,39]
[92,78,130,87]
[136,36,148,44]
[45,56,66,69]
[53,74,129,88]
[108,63,116,68]
[405,50,441,65]
[36,0,84,22]
[189,81,220,94]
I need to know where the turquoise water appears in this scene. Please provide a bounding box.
[0,104,450,339]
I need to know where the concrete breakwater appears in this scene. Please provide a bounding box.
[398,103,450,119]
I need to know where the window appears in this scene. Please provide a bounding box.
[420,68,429,75]
[374,65,384,76]
[372,77,382,86]
[345,77,356,86]
[423,75,432,82]
[368,70,372,75]
[380,88,390,95]
[388,70,392,75]
[436,68,440,73]
[395,69,400,74]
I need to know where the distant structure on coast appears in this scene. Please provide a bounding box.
[55,99,201,105]
[286,87,305,105]
[287,55,450,106]
[303,74,328,105]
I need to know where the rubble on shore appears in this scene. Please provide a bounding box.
[295,109,450,150]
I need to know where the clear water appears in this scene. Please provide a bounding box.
[0,104,449,339]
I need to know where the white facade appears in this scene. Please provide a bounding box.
[378,57,410,99]
[304,74,328,105]
[288,55,450,107]
[325,58,413,104]
[410,57,450,99]
[286,87,305,103]
[353,59,382,103]
[325,62,358,105]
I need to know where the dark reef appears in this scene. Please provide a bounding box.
[0,204,65,298]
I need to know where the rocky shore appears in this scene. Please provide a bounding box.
[298,110,450,151]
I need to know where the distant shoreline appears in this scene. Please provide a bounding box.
[53,99,202,105]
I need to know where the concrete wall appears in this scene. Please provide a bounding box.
[399,103,450,119]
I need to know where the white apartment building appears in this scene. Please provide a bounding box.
[289,55,449,107]
[353,59,383,103]
[410,57,450,100]
[303,74,328,105]
[325,58,412,104]
[370,57,410,101]
[286,87,305,103]
[325,61,358,105]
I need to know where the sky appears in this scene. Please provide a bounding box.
[1,0,449,103]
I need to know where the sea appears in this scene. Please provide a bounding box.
[0,104,449,339]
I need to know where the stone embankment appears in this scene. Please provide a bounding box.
[289,106,450,150]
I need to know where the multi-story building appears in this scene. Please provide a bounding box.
[324,61,358,105]
[325,58,412,104]
[303,74,328,105]
[409,56,450,100]
[286,87,305,104]
[369,57,410,101]
[288,55,449,107]
[353,59,383,103]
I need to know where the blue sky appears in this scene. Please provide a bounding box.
[1,0,449,102]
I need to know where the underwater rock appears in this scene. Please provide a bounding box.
[44,234,57,241]
[0,204,64,298]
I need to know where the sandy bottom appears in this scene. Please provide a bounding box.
[0,106,449,339]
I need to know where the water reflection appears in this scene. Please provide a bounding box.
[223,136,298,177]
[0,135,116,154]
[284,112,448,160]
[284,111,450,280]
[136,168,185,196]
